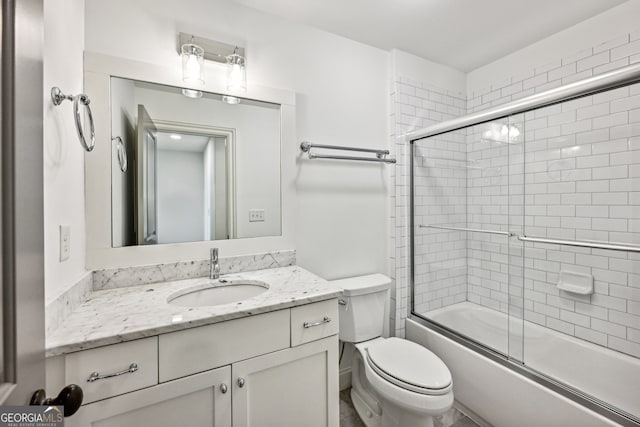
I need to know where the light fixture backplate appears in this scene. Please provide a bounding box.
[177,32,245,64]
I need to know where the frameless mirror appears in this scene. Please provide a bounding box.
[110,77,281,247]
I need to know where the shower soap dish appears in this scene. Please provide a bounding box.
[557,270,593,295]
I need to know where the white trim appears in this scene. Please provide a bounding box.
[84,52,296,106]
[84,52,296,269]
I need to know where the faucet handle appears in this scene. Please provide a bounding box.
[210,247,219,261]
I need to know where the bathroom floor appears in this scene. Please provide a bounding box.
[339,389,479,427]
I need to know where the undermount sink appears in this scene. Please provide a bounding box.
[167,279,269,307]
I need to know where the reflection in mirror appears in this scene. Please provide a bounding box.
[110,77,281,248]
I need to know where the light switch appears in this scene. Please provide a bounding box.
[249,209,265,222]
[60,225,71,262]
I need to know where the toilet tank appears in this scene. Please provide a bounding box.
[330,274,392,343]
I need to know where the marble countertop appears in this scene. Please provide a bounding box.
[46,266,342,357]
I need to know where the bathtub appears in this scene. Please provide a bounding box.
[406,302,640,427]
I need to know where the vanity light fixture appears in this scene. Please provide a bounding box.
[226,47,247,93]
[181,36,204,85]
[177,33,247,97]
[222,95,241,105]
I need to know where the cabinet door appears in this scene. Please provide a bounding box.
[69,366,231,427]
[232,335,338,427]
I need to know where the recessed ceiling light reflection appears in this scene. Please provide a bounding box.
[170,134,182,140]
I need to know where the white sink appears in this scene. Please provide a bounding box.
[167,279,269,307]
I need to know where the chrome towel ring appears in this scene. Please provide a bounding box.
[112,136,128,172]
[51,86,96,152]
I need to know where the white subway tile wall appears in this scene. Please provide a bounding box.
[413,130,468,315]
[392,31,640,358]
[390,80,466,338]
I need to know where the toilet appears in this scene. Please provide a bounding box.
[332,274,453,427]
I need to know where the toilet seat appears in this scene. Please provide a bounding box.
[365,337,452,396]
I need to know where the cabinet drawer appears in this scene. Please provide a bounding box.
[159,309,290,382]
[291,299,338,346]
[65,337,158,404]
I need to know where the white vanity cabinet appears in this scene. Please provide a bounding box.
[49,299,339,427]
[70,366,232,427]
[233,336,337,427]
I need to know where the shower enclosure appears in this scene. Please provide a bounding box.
[409,64,640,425]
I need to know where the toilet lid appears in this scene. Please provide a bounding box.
[366,338,452,394]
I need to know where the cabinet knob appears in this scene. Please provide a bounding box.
[220,384,228,394]
[237,377,245,388]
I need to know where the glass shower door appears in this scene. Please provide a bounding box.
[519,84,640,421]
[411,71,640,424]
[412,116,525,360]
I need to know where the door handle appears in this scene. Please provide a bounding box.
[30,384,83,417]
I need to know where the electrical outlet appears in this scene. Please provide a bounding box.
[60,225,71,262]
[249,209,265,222]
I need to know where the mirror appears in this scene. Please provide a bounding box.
[110,77,281,247]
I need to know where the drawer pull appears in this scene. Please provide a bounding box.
[303,317,331,328]
[87,363,138,383]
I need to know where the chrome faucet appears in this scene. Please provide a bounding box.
[210,248,221,280]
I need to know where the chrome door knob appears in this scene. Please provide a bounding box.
[220,384,228,394]
[237,377,245,388]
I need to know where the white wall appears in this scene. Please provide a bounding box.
[157,150,205,243]
[43,0,87,304]
[467,0,640,95]
[388,51,468,338]
[84,0,390,280]
[391,49,467,96]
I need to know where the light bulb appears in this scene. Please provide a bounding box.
[228,64,245,91]
[185,54,201,81]
[226,49,246,93]
[181,41,204,85]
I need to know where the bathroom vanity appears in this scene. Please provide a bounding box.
[45,266,341,427]
[42,50,340,425]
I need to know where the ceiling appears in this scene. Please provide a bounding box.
[232,0,627,71]
[157,132,211,153]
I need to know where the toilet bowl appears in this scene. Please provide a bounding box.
[353,338,453,427]
[331,274,454,427]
